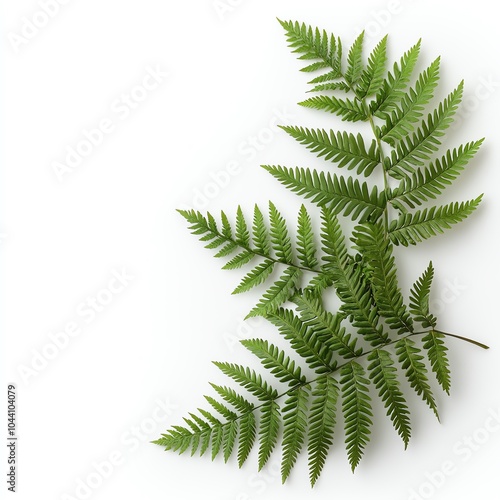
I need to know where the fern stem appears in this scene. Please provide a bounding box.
[340,76,390,234]
[432,330,489,350]
[228,239,324,275]
[366,111,390,233]
[213,327,484,427]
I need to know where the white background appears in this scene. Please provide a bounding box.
[1,1,499,499]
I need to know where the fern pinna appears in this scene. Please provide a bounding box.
[154,20,489,486]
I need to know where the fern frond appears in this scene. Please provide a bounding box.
[278,126,380,175]
[252,204,271,254]
[341,362,373,471]
[320,207,388,345]
[357,35,387,97]
[235,206,250,246]
[162,23,488,486]
[388,196,483,246]
[180,207,315,307]
[223,420,238,462]
[308,69,344,85]
[213,362,278,401]
[221,250,254,270]
[293,291,363,358]
[308,375,338,486]
[258,401,281,470]
[309,81,351,93]
[299,95,368,122]
[379,58,440,145]
[391,140,483,208]
[204,395,238,421]
[263,165,385,222]
[209,384,255,413]
[278,19,342,77]
[281,385,310,482]
[266,308,336,373]
[232,260,275,294]
[345,32,365,85]
[241,339,306,386]
[210,421,224,460]
[367,349,411,447]
[422,331,451,394]
[395,338,438,418]
[297,204,318,268]
[304,271,335,295]
[354,222,413,334]
[370,40,421,115]
[269,202,294,263]
[188,413,212,457]
[237,412,256,467]
[386,82,464,178]
[246,266,302,318]
[409,262,437,328]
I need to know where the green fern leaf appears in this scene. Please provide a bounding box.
[160,22,489,485]
[308,69,344,85]
[281,385,310,482]
[210,422,224,460]
[368,349,411,447]
[153,427,193,454]
[395,338,439,418]
[308,375,338,486]
[223,420,238,462]
[204,395,238,421]
[309,81,351,93]
[278,126,380,174]
[370,40,421,116]
[258,401,281,470]
[213,362,278,401]
[354,221,414,334]
[221,250,254,270]
[297,204,318,268]
[341,362,373,471]
[304,271,335,295]
[388,196,483,246]
[357,35,387,97]
[345,32,364,85]
[269,202,293,263]
[391,140,483,208]
[409,262,437,328]
[237,412,256,467]
[278,19,342,77]
[189,413,212,457]
[263,165,385,223]
[232,260,275,294]
[209,384,255,414]
[252,204,271,254]
[299,95,368,122]
[320,207,388,345]
[241,339,306,386]
[386,82,464,178]
[380,58,440,145]
[235,206,250,246]
[246,266,302,318]
[422,331,451,394]
[293,291,362,358]
[266,308,336,373]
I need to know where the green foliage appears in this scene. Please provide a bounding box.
[156,19,488,487]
